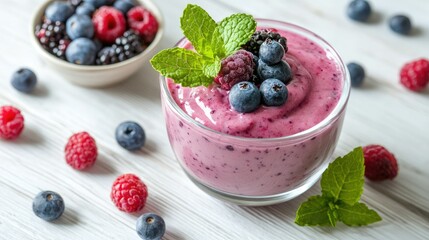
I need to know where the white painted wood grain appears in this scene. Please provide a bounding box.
[0,0,428,239]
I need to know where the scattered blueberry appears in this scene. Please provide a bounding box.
[257,59,292,84]
[347,62,366,87]
[45,1,74,22]
[347,0,372,22]
[136,213,166,240]
[66,14,94,40]
[114,0,136,15]
[32,191,65,221]
[260,78,288,106]
[115,121,146,151]
[65,38,97,65]
[76,2,96,16]
[229,81,261,113]
[389,15,412,35]
[11,68,37,93]
[259,40,285,65]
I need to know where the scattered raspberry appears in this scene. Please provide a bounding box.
[65,132,98,170]
[92,6,126,44]
[363,145,398,181]
[127,6,159,43]
[400,58,429,92]
[111,174,148,213]
[214,50,255,90]
[0,106,24,140]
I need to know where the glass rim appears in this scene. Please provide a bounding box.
[160,19,351,143]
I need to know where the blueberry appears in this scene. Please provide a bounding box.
[114,0,136,15]
[347,62,365,87]
[45,1,74,22]
[136,213,166,240]
[83,0,109,8]
[389,15,412,35]
[257,59,292,84]
[260,78,288,106]
[116,121,146,151]
[229,81,261,113]
[76,2,95,16]
[66,15,94,40]
[259,40,285,65]
[66,38,97,65]
[11,68,37,93]
[347,0,372,22]
[32,191,65,221]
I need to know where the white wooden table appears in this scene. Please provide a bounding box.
[1,0,428,239]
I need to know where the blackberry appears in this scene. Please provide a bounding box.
[35,19,70,60]
[242,29,288,56]
[96,30,145,65]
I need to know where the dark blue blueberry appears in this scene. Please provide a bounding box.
[260,78,288,106]
[259,40,285,65]
[76,2,95,16]
[114,0,136,15]
[45,1,74,22]
[229,81,261,113]
[66,15,94,40]
[115,121,146,151]
[32,191,65,221]
[11,68,37,93]
[66,38,97,65]
[136,213,166,240]
[83,0,109,8]
[389,15,412,35]
[347,0,372,22]
[257,59,292,84]
[347,62,365,87]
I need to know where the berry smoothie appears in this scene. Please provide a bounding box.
[160,20,349,202]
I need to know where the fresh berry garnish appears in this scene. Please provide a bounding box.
[260,78,288,106]
[389,15,412,35]
[242,29,287,56]
[11,68,38,93]
[114,0,136,15]
[115,121,146,151]
[0,106,24,140]
[45,1,74,22]
[35,19,70,60]
[229,81,261,113]
[136,213,166,240]
[65,132,98,170]
[399,58,429,92]
[93,6,126,43]
[111,174,148,213]
[32,191,65,221]
[259,39,285,65]
[363,145,398,181]
[214,50,255,90]
[96,30,144,65]
[257,59,292,84]
[347,0,372,22]
[66,14,94,40]
[66,38,97,65]
[127,6,159,43]
[347,62,365,87]
[76,2,96,16]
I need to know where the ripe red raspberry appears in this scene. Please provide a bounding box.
[0,106,24,140]
[400,58,429,92]
[111,174,148,213]
[363,145,398,181]
[65,132,98,170]
[214,50,255,90]
[127,6,158,43]
[93,6,126,43]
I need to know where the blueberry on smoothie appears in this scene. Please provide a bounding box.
[32,191,65,221]
[45,1,74,22]
[260,78,288,106]
[257,59,292,84]
[259,40,285,65]
[229,81,261,113]
[66,14,94,40]
[389,15,412,35]
[347,0,372,22]
[347,62,365,87]
[65,38,97,65]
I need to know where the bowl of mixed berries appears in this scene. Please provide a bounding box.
[31,0,163,87]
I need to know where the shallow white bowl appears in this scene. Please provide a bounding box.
[30,0,164,88]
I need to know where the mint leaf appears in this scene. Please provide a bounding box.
[338,202,382,226]
[203,58,221,78]
[215,13,256,56]
[327,203,338,227]
[295,196,332,226]
[321,147,365,205]
[150,48,213,87]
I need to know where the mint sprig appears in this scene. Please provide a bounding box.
[295,147,382,227]
[150,4,256,87]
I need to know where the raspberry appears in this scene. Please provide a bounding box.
[214,50,255,90]
[93,6,126,43]
[127,6,159,43]
[111,174,148,213]
[242,29,288,56]
[0,106,24,140]
[363,145,398,181]
[65,132,98,170]
[400,58,429,92]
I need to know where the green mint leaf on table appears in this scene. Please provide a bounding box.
[295,147,382,227]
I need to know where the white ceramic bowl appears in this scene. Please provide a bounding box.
[30,0,164,88]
